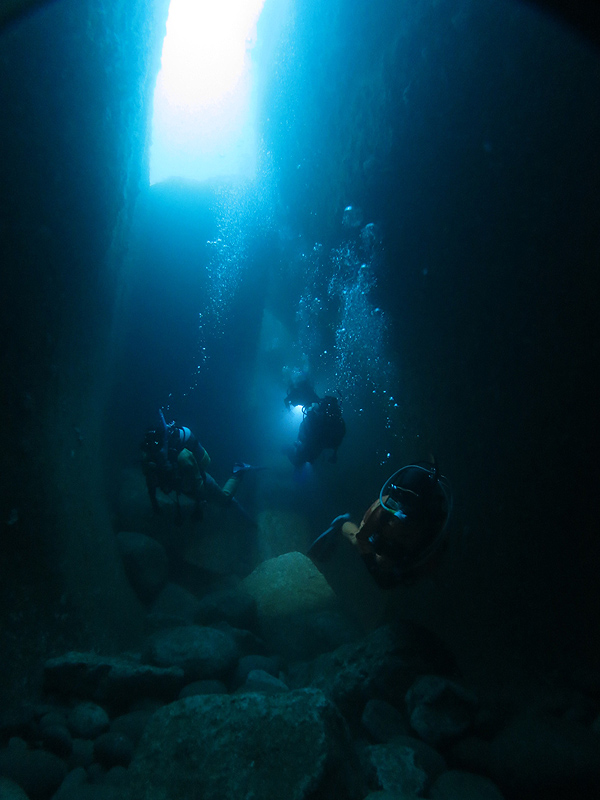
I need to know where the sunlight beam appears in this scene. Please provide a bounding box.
[150,0,266,185]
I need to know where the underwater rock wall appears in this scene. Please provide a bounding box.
[0,0,169,708]
[258,0,600,674]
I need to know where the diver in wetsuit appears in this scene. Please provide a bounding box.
[286,395,346,468]
[284,375,320,411]
[141,410,260,525]
[307,461,452,588]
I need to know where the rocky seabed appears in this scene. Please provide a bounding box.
[1,537,600,800]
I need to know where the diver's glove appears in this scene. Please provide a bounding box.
[233,462,267,476]
[307,513,351,562]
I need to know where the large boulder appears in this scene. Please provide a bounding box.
[128,689,365,800]
[0,739,67,800]
[288,621,456,726]
[243,551,337,617]
[242,551,359,660]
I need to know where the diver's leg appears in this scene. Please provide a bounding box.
[284,441,305,468]
[307,513,352,561]
[232,462,265,475]
[203,472,231,505]
[178,449,205,521]
[204,472,257,526]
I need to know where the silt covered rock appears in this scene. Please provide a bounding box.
[128,688,365,800]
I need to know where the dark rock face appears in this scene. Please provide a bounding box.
[258,0,600,683]
[195,587,259,630]
[44,652,185,708]
[128,689,366,800]
[0,0,170,711]
[488,712,600,798]
[288,621,456,725]
[429,769,506,799]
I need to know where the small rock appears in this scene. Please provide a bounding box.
[179,680,228,699]
[143,625,239,681]
[39,711,67,732]
[148,582,202,627]
[209,621,267,656]
[361,699,409,743]
[0,709,36,744]
[0,744,67,800]
[87,763,106,784]
[0,777,30,800]
[363,793,417,800]
[239,670,289,694]
[233,655,280,687]
[386,735,447,784]
[52,766,87,798]
[93,732,134,768]
[68,738,94,769]
[44,652,185,707]
[105,765,130,786]
[109,711,153,747]
[40,724,73,758]
[66,703,109,739]
[363,740,429,796]
[195,589,258,630]
[406,676,478,746]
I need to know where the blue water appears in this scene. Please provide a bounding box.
[108,0,600,665]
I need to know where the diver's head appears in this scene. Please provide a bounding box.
[141,428,162,456]
[379,462,453,571]
[384,483,420,520]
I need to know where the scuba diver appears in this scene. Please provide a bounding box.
[285,395,346,468]
[307,461,452,588]
[141,409,261,525]
[284,374,320,411]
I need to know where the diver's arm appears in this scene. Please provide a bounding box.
[147,481,160,514]
[158,408,169,463]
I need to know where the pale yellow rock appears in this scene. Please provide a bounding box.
[242,551,336,618]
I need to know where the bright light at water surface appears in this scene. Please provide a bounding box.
[150,0,266,185]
